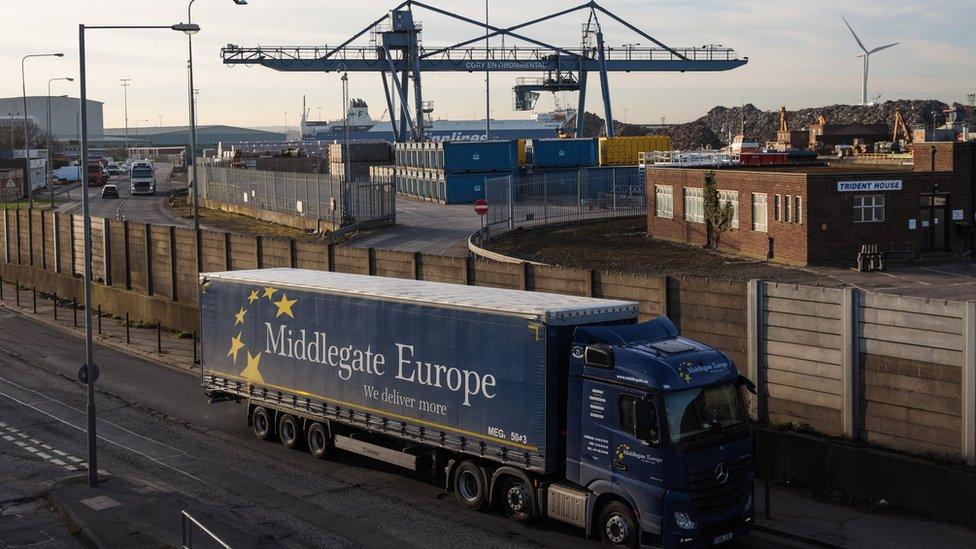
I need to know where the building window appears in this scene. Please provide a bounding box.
[655,185,673,219]
[854,194,884,222]
[774,194,782,222]
[752,193,768,232]
[796,196,803,224]
[718,189,739,229]
[684,187,704,223]
[787,195,794,223]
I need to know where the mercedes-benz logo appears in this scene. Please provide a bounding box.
[714,463,730,484]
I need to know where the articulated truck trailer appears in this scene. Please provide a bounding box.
[200,269,755,548]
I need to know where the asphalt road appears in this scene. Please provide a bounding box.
[347,197,482,256]
[60,163,188,226]
[0,311,807,548]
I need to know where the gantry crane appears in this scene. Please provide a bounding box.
[221,0,747,141]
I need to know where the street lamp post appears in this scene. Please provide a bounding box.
[78,21,199,489]
[185,0,248,267]
[23,52,64,206]
[47,77,74,201]
[120,79,131,155]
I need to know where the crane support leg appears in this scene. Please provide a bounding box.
[596,31,614,137]
[380,69,401,141]
[399,68,411,139]
[411,43,425,140]
[576,69,588,138]
[381,45,416,140]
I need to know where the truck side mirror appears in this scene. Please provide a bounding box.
[634,398,660,444]
[584,343,614,369]
[738,375,758,395]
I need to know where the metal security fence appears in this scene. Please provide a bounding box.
[199,166,394,227]
[484,167,646,233]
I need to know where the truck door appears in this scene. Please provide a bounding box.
[578,379,614,486]
[611,390,666,530]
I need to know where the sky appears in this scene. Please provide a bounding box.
[1,0,973,129]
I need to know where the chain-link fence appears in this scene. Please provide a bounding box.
[198,166,394,228]
[484,167,646,235]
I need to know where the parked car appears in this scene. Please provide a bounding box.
[100,184,119,199]
[105,162,123,176]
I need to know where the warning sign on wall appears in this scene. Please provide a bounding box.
[0,170,22,198]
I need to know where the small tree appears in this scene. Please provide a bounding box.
[703,171,734,249]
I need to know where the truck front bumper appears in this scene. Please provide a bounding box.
[655,488,754,548]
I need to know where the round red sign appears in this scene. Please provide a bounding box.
[474,199,489,216]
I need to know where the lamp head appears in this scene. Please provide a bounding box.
[173,23,201,34]
[233,0,248,4]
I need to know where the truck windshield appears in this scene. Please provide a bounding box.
[664,383,746,445]
[132,170,152,179]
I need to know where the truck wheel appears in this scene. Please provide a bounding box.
[453,461,487,511]
[279,414,302,450]
[251,406,273,441]
[500,476,534,523]
[599,501,639,548]
[306,422,333,459]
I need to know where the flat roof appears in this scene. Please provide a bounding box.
[202,269,638,326]
[651,162,912,175]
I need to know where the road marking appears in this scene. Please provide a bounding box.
[0,421,93,473]
[919,266,971,279]
[0,374,213,488]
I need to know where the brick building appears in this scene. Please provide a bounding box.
[646,142,976,265]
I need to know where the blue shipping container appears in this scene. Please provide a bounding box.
[444,171,513,204]
[531,138,598,168]
[442,140,517,174]
[200,269,638,473]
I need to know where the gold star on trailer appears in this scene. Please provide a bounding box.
[273,294,298,318]
[240,350,264,384]
[227,332,245,363]
[234,306,247,325]
[263,286,278,300]
[247,289,260,304]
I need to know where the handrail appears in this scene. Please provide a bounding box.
[181,510,232,549]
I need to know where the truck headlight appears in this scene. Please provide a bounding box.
[674,512,696,530]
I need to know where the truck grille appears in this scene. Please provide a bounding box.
[688,457,750,516]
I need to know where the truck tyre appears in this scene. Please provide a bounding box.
[251,406,273,441]
[500,476,534,523]
[453,461,487,511]
[279,414,302,450]
[306,422,334,459]
[599,501,639,548]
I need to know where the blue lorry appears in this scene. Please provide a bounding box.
[200,269,755,547]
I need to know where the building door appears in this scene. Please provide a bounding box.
[919,193,949,252]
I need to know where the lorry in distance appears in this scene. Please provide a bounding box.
[200,269,756,548]
[129,166,155,195]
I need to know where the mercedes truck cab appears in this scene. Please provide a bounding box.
[566,318,755,548]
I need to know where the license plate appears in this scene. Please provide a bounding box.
[713,532,733,544]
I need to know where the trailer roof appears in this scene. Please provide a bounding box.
[202,269,638,326]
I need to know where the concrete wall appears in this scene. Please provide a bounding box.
[748,281,976,466]
[1,207,974,467]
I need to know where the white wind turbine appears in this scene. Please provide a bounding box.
[843,17,899,105]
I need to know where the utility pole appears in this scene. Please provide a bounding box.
[120,79,131,154]
[484,0,490,140]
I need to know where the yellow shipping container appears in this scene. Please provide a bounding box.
[598,135,671,166]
